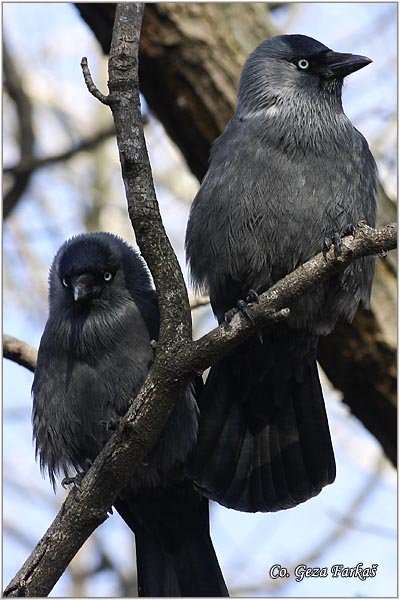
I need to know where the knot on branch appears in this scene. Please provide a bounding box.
[354,220,373,238]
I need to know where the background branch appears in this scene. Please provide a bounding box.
[3,335,37,373]
[3,36,35,219]
[4,127,115,177]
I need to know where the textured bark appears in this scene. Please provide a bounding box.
[75,2,397,466]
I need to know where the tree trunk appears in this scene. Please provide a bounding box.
[75,2,397,466]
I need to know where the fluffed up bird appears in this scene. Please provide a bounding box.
[185,34,377,512]
[32,232,228,597]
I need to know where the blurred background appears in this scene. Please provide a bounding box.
[3,3,397,597]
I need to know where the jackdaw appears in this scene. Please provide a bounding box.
[32,232,228,597]
[185,34,377,512]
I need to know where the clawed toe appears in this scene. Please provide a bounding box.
[237,299,255,325]
[246,289,260,304]
[100,418,120,432]
[223,291,263,343]
[323,224,355,260]
[62,472,84,496]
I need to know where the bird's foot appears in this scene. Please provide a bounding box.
[323,224,355,261]
[224,300,254,326]
[62,472,84,497]
[100,417,120,432]
[224,289,263,342]
[246,288,260,304]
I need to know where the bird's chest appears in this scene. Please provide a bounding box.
[213,147,363,301]
[39,322,153,468]
[235,148,359,247]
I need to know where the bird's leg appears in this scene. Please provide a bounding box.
[61,460,92,496]
[100,417,121,432]
[224,289,263,342]
[62,469,85,498]
[323,224,356,260]
[236,299,255,325]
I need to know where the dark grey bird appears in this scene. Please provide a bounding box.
[32,232,228,597]
[185,34,377,512]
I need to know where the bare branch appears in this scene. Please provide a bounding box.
[106,3,193,348]
[3,36,35,219]
[5,223,396,378]
[187,222,397,373]
[80,57,110,105]
[4,127,115,176]
[3,335,37,373]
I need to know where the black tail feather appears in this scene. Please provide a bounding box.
[114,483,229,597]
[187,336,336,513]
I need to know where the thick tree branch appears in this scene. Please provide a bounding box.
[188,222,397,371]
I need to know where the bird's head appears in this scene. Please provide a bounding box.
[237,34,372,115]
[48,232,152,315]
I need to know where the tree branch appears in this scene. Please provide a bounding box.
[3,335,37,373]
[4,2,397,595]
[3,36,35,219]
[107,4,193,348]
[5,222,396,379]
[187,222,397,372]
[4,127,115,177]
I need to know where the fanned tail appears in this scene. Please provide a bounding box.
[186,337,336,513]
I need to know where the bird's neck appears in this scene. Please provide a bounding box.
[49,300,134,358]
[239,89,353,155]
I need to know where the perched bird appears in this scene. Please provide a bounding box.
[185,34,377,512]
[32,232,228,597]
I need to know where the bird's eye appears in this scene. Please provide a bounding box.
[103,272,113,282]
[297,59,310,70]
[62,278,69,287]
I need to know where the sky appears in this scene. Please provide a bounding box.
[3,2,397,597]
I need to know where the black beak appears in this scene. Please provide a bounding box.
[71,273,98,302]
[319,50,372,78]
